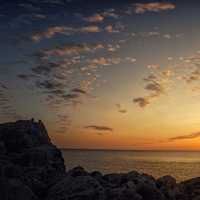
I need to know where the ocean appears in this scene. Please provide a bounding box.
[62,150,200,182]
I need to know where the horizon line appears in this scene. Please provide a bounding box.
[61,148,200,152]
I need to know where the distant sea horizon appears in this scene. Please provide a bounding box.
[62,148,200,152]
[62,149,200,182]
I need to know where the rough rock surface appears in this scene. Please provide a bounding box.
[0,119,65,199]
[0,119,199,200]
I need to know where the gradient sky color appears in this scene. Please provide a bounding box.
[1,0,200,150]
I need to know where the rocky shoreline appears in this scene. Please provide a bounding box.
[0,120,199,200]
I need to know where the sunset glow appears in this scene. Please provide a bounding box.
[1,0,200,150]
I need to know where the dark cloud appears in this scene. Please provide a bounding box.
[63,93,80,100]
[134,68,172,108]
[118,109,127,113]
[18,74,37,80]
[0,82,8,89]
[184,69,200,83]
[169,132,200,141]
[133,97,150,108]
[115,103,127,113]
[71,88,87,94]
[84,125,113,132]
[36,80,64,90]
[145,82,164,94]
[0,83,20,121]
[32,62,60,75]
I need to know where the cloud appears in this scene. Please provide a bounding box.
[79,9,118,23]
[31,26,68,42]
[133,97,150,108]
[31,26,101,42]
[71,88,87,94]
[0,82,8,89]
[86,57,121,70]
[81,26,101,33]
[116,104,127,113]
[102,9,119,19]
[83,14,104,23]
[41,43,104,57]
[63,93,80,100]
[32,62,60,75]
[145,82,165,94]
[169,132,200,141]
[183,69,200,83]
[84,125,113,132]
[163,34,172,39]
[0,83,20,121]
[18,74,37,80]
[133,66,172,108]
[134,2,175,14]
[35,80,64,90]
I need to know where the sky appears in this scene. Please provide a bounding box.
[1,0,200,150]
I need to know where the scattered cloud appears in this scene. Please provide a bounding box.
[84,125,113,132]
[71,88,87,94]
[31,26,67,42]
[63,93,80,100]
[169,132,200,141]
[163,34,172,39]
[183,69,200,83]
[40,43,104,57]
[81,26,101,33]
[133,97,150,108]
[134,66,173,108]
[83,14,104,23]
[79,9,118,23]
[31,25,101,42]
[116,104,127,113]
[133,2,176,14]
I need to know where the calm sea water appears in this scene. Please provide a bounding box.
[62,150,200,182]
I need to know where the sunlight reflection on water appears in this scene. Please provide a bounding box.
[62,150,200,182]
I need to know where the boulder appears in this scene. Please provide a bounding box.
[137,182,166,200]
[46,175,106,200]
[67,166,89,177]
[179,177,200,200]
[125,171,157,190]
[103,173,127,187]
[106,181,142,200]
[157,175,180,200]
[0,177,38,200]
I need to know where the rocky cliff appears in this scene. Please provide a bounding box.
[0,119,65,200]
[0,119,199,200]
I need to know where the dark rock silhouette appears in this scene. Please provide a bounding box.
[0,119,199,200]
[0,119,65,199]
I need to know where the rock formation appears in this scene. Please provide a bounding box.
[0,119,65,199]
[0,119,199,200]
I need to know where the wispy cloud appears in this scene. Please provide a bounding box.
[133,2,176,14]
[31,25,101,42]
[83,14,104,23]
[169,132,200,141]
[133,67,173,108]
[116,104,127,113]
[133,97,150,108]
[84,125,113,132]
[40,43,104,57]
[79,9,118,23]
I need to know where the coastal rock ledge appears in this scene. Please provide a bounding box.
[0,120,199,200]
